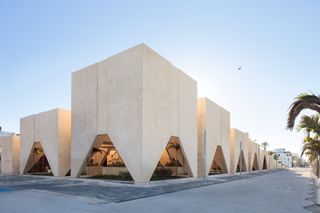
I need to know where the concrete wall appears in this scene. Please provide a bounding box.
[72,44,197,183]
[266,152,274,170]
[230,128,249,174]
[197,98,230,177]
[259,149,268,171]
[248,140,252,172]
[270,158,277,170]
[20,108,71,176]
[0,135,20,174]
[248,141,260,172]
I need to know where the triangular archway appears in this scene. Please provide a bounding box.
[252,153,259,171]
[262,156,267,170]
[24,142,53,175]
[151,136,192,181]
[209,145,228,175]
[80,134,133,181]
[236,151,247,172]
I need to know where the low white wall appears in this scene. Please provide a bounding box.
[0,135,20,174]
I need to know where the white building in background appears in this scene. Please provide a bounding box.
[0,135,20,174]
[0,128,16,172]
[0,130,15,137]
[274,148,292,168]
[0,129,16,152]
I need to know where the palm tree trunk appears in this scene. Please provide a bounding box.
[317,156,320,178]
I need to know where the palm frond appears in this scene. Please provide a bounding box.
[287,95,320,129]
[297,114,320,136]
[296,92,319,100]
[301,135,320,158]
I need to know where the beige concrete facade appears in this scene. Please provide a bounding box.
[20,108,71,176]
[0,43,285,184]
[259,149,285,171]
[270,158,277,170]
[197,98,230,177]
[267,152,282,170]
[248,141,260,172]
[230,128,249,174]
[259,149,268,171]
[0,135,20,174]
[71,44,197,183]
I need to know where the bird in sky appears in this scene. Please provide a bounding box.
[238,66,242,70]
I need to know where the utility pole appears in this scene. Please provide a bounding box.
[203,129,207,178]
[240,141,243,177]
[269,155,271,172]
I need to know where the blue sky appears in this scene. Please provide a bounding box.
[1,1,319,154]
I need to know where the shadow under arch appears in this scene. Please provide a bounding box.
[252,153,259,171]
[150,136,192,181]
[23,142,53,176]
[79,134,133,181]
[262,156,267,170]
[236,151,247,172]
[209,145,228,175]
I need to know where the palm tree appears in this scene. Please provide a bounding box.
[166,140,183,176]
[297,114,320,177]
[261,142,269,150]
[301,136,320,177]
[166,141,182,167]
[273,153,280,169]
[87,147,106,166]
[268,151,274,171]
[287,93,320,130]
[33,147,44,155]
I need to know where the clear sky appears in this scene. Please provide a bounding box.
[1,1,319,154]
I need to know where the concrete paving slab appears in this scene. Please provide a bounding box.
[0,168,312,212]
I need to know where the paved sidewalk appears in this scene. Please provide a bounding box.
[0,168,313,213]
[104,168,314,213]
[0,170,273,203]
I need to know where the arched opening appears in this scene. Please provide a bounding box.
[252,153,259,171]
[81,134,133,181]
[209,145,228,175]
[24,142,53,176]
[236,151,247,172]
[151,136,192,181]
[251,153,259,171]
[262,156,267,170]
